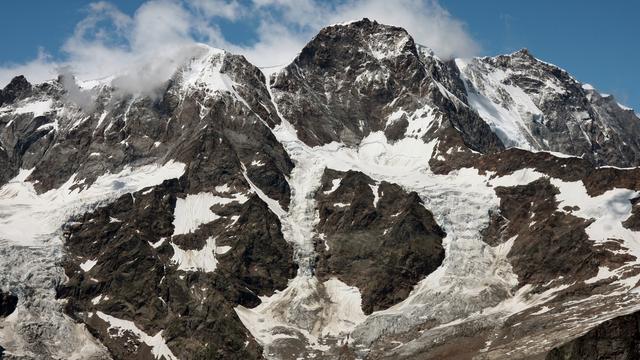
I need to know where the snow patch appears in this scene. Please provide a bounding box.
[170,237,230,272]
[552,180,640,261]
[91,295,104,305]
[0,161,186,247]
[171,192,248,236]
[324,178,341,195]
[369,184,380,208]
[214,184,231,193]
[149,237,166,249]
[94,311,178,360]
[618,102,633,111]
[321,278,367,336]
[241,165,286,218]
[530,306,552,315]
[585,266,618,284]
[13,99,54,117]
[79,259,97,272]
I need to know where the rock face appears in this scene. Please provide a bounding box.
[0,46,292,200]
[0,291,17,317]
[0,45,297,359]
[484,177,633,287]
[0,75,32,107]
[1,18,640,360]
[270,18,504,155]
[59,180,296,359]
[457,49,640,167]
[314,169,445,314]
[546,311,640,360]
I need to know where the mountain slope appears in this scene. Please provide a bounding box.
[0,18,640,360]
[0,45,296,359]
[457,49,640,166]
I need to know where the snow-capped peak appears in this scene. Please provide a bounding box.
[176,44,228,92]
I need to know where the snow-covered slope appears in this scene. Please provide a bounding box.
[1,18,640,360]
[456,49,640,167]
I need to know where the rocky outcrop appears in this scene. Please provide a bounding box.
[0,46,298,359]
[0,75,33,107]
[270,18,503,155]
[0,47,293,208]
[0,291,17,317]
[47,48,303,357]
[484,178,634,288]
[0,76,57,185]
[59,178,297,359]
[458,49,640,167]
[313,169,445,314]
[546,311,640,360]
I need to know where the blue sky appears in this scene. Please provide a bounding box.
[0,0,637,110]
[442,1,639,110]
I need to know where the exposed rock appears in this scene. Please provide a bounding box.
[484,178,634,287]
[457,49,640,167]
[270,19,503,154]
[0,290,17,317]
[314,169,445,314]
[0,47,293,210]
[59,179,296,359]
[1,46,297,359]
[623,196,640,231]
[546,311,640,360]
[0,75,33,107]
[2,18,640,360]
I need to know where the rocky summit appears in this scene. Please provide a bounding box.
[1,18,640,360]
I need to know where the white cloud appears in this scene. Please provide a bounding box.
[0,49,58,88]
[239,0,480,64]
[228,20,309,69]
[188,0,245,20]
[62,0,217,98]
[0,0,480,96]
[330,0,480,59]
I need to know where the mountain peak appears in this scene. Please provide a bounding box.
[326,17,397,31]
[0,75,33,106]
[3,75,31,91]
[510,48,534,59]
[293,18,416,70]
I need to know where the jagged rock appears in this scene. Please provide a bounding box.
[457,49,640,167]
[59,179,296,359]
[314,169,445,314]
[546,311,640,360]
[270,18,504,154]
[0,75,33,107]
[1,45,297,359]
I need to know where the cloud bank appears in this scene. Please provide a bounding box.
[0,0,480,96]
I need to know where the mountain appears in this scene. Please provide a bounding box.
[1,18,640,359]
